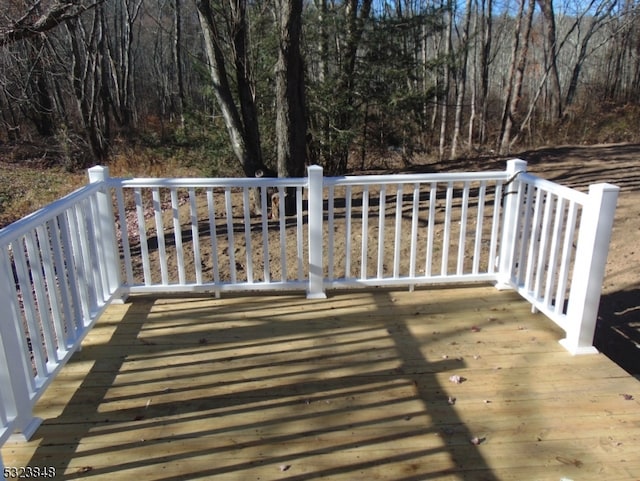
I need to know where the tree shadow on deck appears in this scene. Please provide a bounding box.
[23,289,504,480]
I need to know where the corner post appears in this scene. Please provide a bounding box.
[307,165,326,299]
[88,166,123,302]
[496,159,528,290]
[560,183,619,354]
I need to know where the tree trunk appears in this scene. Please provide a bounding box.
[275,0,307,215]
[195,0,265,177]
[451,0,473,159]
[499,0,534,154]
[438,1,453,160]
[173,0,185,128]
[229,0,263,172]
[479,0,492,144]
[537,0,562,121]
[275,0,307,179]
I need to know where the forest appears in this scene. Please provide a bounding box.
[0,0,639,178]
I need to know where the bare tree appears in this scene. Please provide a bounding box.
[195,0,267,177]
[274,0,307,178]
[0,0,104,47]
[537,0,563,121]
[438,0,453,160]
[451,0,473,158]
[499,0,535,154]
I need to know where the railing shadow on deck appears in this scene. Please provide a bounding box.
[595,287,640,378]
[22,289,503,480]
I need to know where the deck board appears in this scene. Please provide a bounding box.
[3,286,639,480]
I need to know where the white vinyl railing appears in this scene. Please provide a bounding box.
[0,159,619,473]
[498,160,619,354]
[0,176,120,464]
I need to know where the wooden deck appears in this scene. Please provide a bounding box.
[3,286,639,481]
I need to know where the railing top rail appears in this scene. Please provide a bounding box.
[112,176,308,189]
[519,172,589,204]
[325,170,509,186]
[0,182,103,245]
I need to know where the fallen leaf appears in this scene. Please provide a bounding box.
[555,456,583,467]
[471,326,481,332]
[620,393,634,400]
[279,465,291,472]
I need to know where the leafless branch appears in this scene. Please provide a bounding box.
[0,0,104,47]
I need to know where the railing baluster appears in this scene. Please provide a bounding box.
[544,197,566,309]
[533,192,554,301]
[206,188,221,290]
[555,201,578,315]
[296,185,304,282]
[242,187,253,284]
[327,185,335,281]
[524,187,544,292]
[393,185,403,278]
[489,180,503,274]
[190,188,203,285]
[152,188,169,285]
[259,186,270,283]
[425,182,436,277]
[376,185,386,279]
[472,181,487,275]
[59,208,86,330]
[115,187,134,286]
[457,181,470,275]
[225,188,237,284]
[49,216,75,345]
[441,182,453,276]
[277,187,287,281]
[361,185,369,280]
[344,186,352,279]
[409,183,420,285]
[77,200,99,314]
[171,188,186,285]
[516,183,535,286]
[135,188,152,286]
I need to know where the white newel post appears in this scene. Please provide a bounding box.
[307,165,327,299]
[0,254,42,442]
[561,183,620,355]
[496,159,528,289]
[88,166,123,302]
